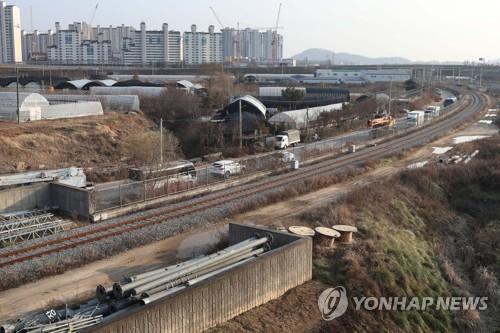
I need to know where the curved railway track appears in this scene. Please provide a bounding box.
[0,92,487,269]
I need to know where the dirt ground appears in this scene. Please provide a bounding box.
[0,112,154,174]
[0,104,496,325]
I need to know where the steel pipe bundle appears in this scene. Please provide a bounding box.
[97,237,270,306]
[22,315,103,333]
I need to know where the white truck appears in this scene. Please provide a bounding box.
[275,129,301,149]
[424,106,441,118]
[407,111,425,126]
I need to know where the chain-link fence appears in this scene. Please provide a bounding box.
[93,99,462,213]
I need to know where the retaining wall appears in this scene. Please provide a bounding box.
[0,183,51,213]
[88,223,313,333]
[50,183,94,218]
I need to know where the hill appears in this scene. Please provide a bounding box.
[292,48,412,65]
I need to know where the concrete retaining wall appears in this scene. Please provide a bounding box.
[50,183,94,218]
[0,183,52,214]
[88,224,312,333]
[0,182,93,218]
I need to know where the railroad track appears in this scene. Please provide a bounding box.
[0,92,486,269]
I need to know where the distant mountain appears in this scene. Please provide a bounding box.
[292,48,412,65]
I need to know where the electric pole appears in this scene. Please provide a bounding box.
[16,66,20,124]
[239,99,243,151]
[160,118,164,165]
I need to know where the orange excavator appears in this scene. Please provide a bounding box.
[367,109,395,129]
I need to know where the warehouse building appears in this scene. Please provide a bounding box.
[0,92,104,122]
[314,69,412,84]
[268,103,344,130]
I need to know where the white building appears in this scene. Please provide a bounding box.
[362,69,412,83]
[0,0,22,63]
[46,21,181,65]
[122,22,182,65]
[183,25,223,65]
[315,69,412,84]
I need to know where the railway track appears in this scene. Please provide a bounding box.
[0,92,486,269]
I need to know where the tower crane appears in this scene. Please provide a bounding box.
[271,3,282,62]
[209,6,225,29]
[209,6,240,61]
[89,2,99,26]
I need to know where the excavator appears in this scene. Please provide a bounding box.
[367,109,395,129]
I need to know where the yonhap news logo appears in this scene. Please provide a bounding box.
[318,286,488,321]
[318,286,349,321]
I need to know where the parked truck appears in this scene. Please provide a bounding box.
[275,129,301,149]
[407,111,425,126]
[424,105,441,118]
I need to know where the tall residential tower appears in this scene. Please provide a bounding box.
[0,0,22,63]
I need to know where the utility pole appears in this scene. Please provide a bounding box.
[388,78,393,116]
[239,99,243,151]
[160,118,164,165]
[16,66,20,124]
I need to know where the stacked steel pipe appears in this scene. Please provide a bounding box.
[1,237,270,333]
[98,236,270,305]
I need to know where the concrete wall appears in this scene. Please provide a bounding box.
[50,183,93,218]
[89,224,312,333]
[0,182,93,218]
[0,183,51,214]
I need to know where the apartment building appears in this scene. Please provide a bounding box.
[0,0,22,63]
[183,25,223,65]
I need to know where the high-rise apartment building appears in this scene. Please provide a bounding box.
[45,21,181,65]
[122,22,182,65]
[0,0,22,63]
[183,25,223,65]
[22,30,55,61]
[221,27,283,63]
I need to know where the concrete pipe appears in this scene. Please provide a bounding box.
[132,238,269,296]
[129,237,261,282]
[139,248,265,298]
[115,237,269,298]
[96,285,113,302]
[116,243,264,298]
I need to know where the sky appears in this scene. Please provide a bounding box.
[9,0,500,62]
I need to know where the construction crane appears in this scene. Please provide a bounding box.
[209,6,241,61]
[271,3,282,62]
[209,6,225,29]
[89,2,99,26]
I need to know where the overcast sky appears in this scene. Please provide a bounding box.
[10,0,499,62]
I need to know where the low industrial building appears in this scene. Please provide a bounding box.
[44,94,141,112]
[268,103,344,129]
[258,86,350,109]
[315,68,412,84]
[0,92,104,122]
[89,86,167,98]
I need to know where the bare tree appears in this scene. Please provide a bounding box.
[124,130,182,166]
